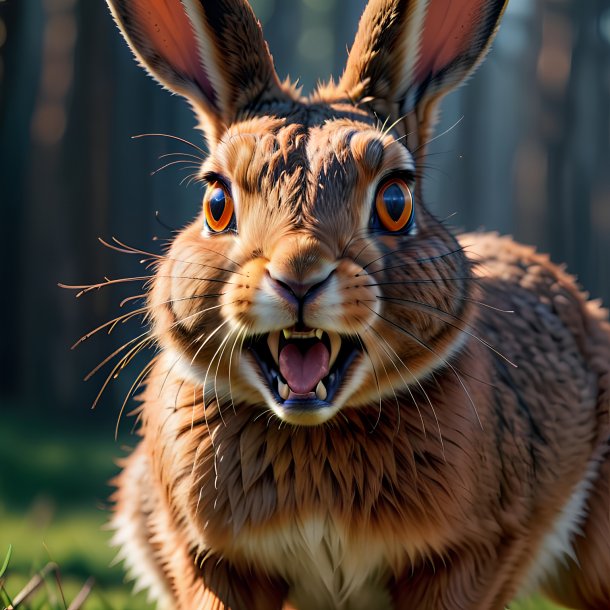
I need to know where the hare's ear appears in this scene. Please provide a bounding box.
[339,0,508,156]
[107,0,287,144]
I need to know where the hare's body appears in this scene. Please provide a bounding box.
[103,0,610,608]
[111,232,610,610]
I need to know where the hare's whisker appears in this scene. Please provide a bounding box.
[91,335,154,410]
[362,304,482,431]
[173,377,188,413]
[74,293,225,349]
[376,295,517,368]
[120,293,147,307]
[157,333,204,400]
[190,319,233,369]
[203,328,237,428]
[150,255,244,277]
[60,276,153,296]
[365,276,482,289]
[114,335,154,376]
[61,273,234,298]
[181,173,202,188]
[103,235,243,273]
[459,297,514,314]
[381,111,412,139]
[227,326,247,415]
[158,151,205,163]
[151,159,202,176]
[154,210,179,234]
[154,302,236,401]
[437,212,460,226]
[345,226,411,265]
[359,328,397,434]
[352,238,378,267]
[170,301,233,335]
[130,406,144,435]
[359,244,469,274]
[84,330,151,382]
[177,165,203,173]
[415,247,471,264]
[115,357,157,440]
[349,328,383,433]
[365,323,443,451]
[253,408,274,424]
[414,116,464,153]
[73,308,149,349]
[163,274,236,285]
[132,132,207,157]
[339,226,379,259]
[362,323,427,440]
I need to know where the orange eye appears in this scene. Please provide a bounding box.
[374,178,414,232]
[203,182,235,233]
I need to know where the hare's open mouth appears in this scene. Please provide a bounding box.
[247,328,361,409]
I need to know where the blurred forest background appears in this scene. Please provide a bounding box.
[0,0,609,608]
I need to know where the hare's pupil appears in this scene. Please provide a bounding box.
[209,188,226,221]
[383,184,405,222]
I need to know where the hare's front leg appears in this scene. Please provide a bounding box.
[542,448,610,610]
[138,524,289,610]
[389,542,538,610]
[114,447,288,610]
[179,554,288,610]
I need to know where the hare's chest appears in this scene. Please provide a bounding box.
[233,516,396,610]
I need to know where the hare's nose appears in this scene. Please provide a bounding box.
[266,268,335,307]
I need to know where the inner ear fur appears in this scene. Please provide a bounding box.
[338,0,509,157]
[107,0,289,144]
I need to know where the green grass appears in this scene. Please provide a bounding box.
[0,410,562,609]
[0,410,152,609]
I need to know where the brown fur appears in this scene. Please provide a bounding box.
[104,1,610,608]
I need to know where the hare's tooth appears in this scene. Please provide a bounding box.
[328,332,341,369]
[287,329,317,339]
[267,331,280,365]
[278,379,290,400]
[315,381,327,401]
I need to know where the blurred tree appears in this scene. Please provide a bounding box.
[0,0,609,418]
[0,0,43,398]
[540,0,610,301]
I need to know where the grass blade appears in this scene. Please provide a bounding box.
[66,577,94,610]
[7,562,55,609]
[0,546,11,579]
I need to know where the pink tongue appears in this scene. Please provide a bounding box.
[279,342,330,394]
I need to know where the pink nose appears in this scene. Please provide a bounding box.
[266,268,334,306]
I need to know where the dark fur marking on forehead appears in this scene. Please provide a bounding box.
[220,105,402,232]
[238,99,380,133]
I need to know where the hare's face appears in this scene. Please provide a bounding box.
[151,106,471,424]
[109,0,507,424]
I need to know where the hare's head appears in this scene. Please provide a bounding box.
[108,0,508,425]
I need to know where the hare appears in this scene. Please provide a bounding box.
[103,1,610,609]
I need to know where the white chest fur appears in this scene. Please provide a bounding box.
[232,515,399,610]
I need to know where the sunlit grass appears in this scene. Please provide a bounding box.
[512,598,562,610]
[0,410,563,609]
[0,410,151,609]
[0,510,152,609]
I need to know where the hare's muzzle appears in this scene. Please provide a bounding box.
[247,327,361,422]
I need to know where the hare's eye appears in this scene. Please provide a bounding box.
[204,182,236,233]
[373,178,414,233]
